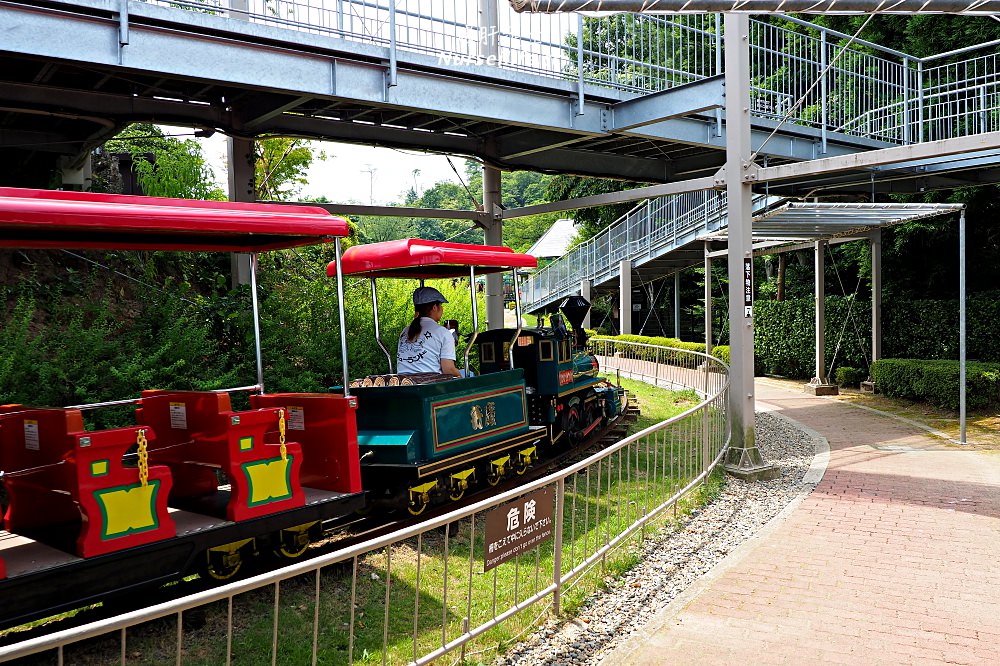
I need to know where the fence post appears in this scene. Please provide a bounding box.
[903,56,911,144]
[917,60,925,143]
[552,477,565,616]
[820,29,828,154]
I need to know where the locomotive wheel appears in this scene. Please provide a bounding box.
[448,485,466,501]
[407,500,429,516]
[486,474,502,487]
[561,407,582,443]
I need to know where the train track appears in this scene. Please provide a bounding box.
[1,398,639,645]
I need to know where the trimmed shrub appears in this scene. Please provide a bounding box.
[871,359,1000,411]
[835,366,866,387]
[590,334,730,366]
[754,294,1000,380]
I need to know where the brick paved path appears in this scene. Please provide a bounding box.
[605,380,1000,665]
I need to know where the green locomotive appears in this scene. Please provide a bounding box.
[335,240,625,515]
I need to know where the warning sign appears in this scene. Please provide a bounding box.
[743,257,754,318]
[484,487,554,572]
[23,420,39,451]
[169,402,188,429]
[287,406,306,431]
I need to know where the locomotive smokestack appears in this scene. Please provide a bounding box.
[559,295,591,348]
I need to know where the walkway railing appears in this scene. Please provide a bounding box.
[0,342,730,666]
[150,1,999,148]
[521,189,777,311]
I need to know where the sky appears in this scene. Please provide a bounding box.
[199,133,467,205]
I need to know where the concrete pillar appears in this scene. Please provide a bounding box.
[483,165,504,330]
[674,271,681,339]
[871,229,882,363]
[723,13,775,479]
[619,260,632,335]
[580,279,592,330]
[228,136,254,286]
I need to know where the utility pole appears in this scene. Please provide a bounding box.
[362,164,376,204]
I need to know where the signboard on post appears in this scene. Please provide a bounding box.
[743,257,753,318]
[483,487,554,572]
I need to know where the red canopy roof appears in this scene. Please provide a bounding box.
[333,239,538,278]
[0,187,350,252]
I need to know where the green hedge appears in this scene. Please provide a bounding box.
[590,334,730,366]
[754,295,1000,380]
[871,358,1000,411]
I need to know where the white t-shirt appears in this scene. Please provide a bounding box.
[397,317,457,374]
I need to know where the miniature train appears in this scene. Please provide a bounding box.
[0,190,625,629]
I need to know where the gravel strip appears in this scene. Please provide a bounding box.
[494,410,820,666]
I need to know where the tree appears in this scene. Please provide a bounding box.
[255,138,323,201]
[356,215,415,244]
[100,124,226,200]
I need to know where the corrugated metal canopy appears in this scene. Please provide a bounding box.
[705,202,965,244]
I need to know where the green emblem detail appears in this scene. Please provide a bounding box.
[91,459,109,477]
[239,436,254,451]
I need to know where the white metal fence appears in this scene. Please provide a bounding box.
[0,341,729,666]
[145,1,1000,148]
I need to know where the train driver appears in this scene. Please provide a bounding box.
[397,287,462,377]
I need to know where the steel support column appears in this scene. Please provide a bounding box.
[480,0,504,330]
[619,260,632,335]
[483,166,505,329]
[228,135,254,287]
[580,279,592,329]
[674,272,681,339]
[806,239,838,395]
[814,240,827,383]
[871,229,882,364]
[723,13,775,479]
[704,243,712,354]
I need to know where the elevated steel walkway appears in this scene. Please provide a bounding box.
[2,1,998,193]
[521,189,777,313]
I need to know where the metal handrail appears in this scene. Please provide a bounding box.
[0,342,730,665]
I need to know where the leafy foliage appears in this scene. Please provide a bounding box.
[754,294,1000,380]
[255,138,323,201]
[99,124,226,200]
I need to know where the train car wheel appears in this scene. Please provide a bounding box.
[202,539,253,581]
[274,522,316,560]
[407,500,428,516]
[448,486,466,501]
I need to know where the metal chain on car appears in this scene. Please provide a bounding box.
[278,410,288,461]
[136,428,149,487]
